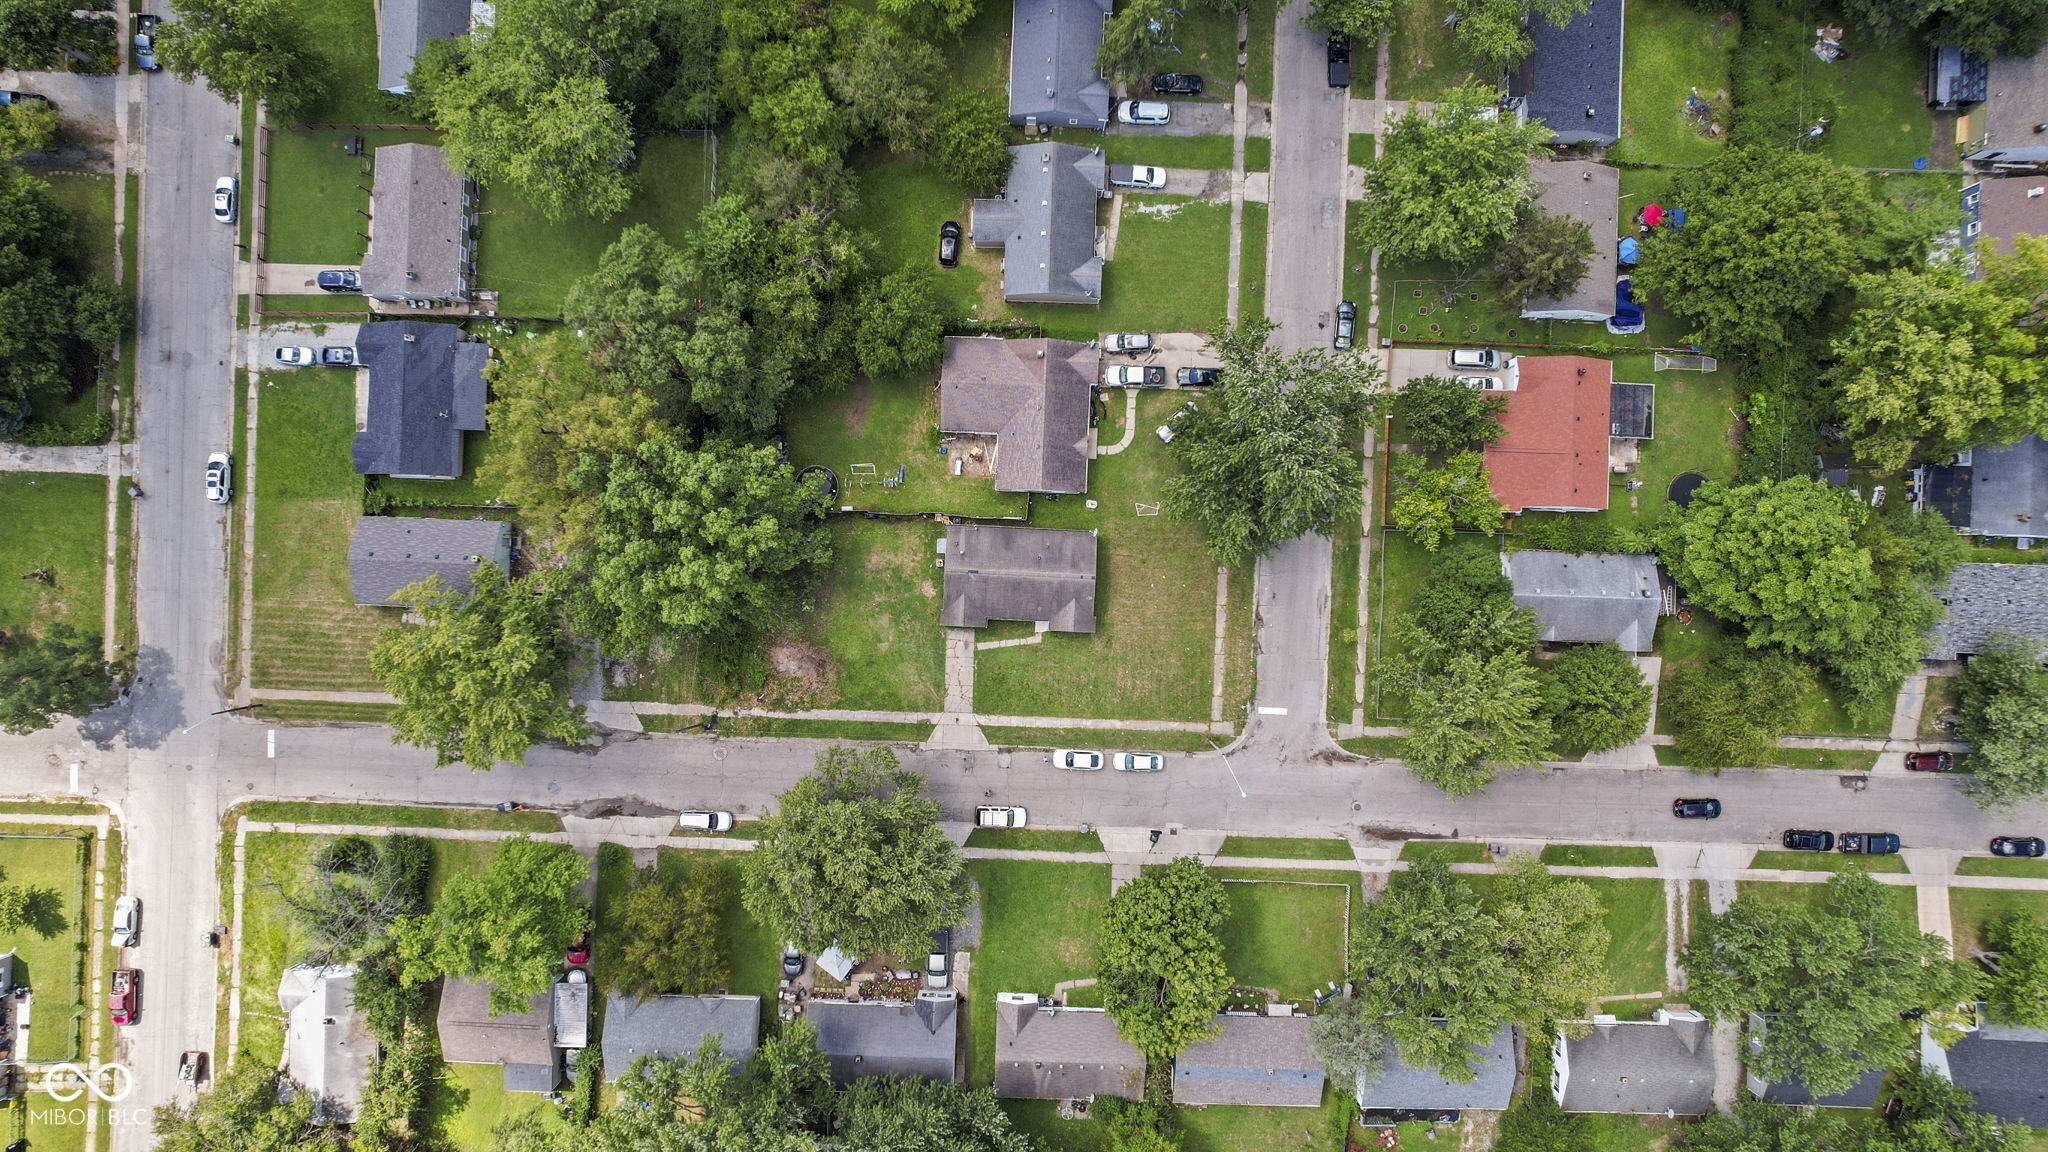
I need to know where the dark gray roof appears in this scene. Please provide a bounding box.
[436,977,558,1092]
[1924,436,2048,540]
[1503,550,1663,652]
[809,992,959,1084]
[1943,1015,2048,1127]
[1928,45,1991,108]
[937,336,1096,493]
[1611,382,1654,439]
[347,516,510,607]
[377,0,469,93]
[970,145,1106,305]
[1969,52,2048,167]
[351,320,489,479]
[1556,1013,1715,1115]
[1008,0,1113,128]
[362,144,470,302]
[601,993,760,1082]
[1172,1015,1324,1108]
[1522,162,1618,321]
[1511,0,1623,145]
[1744,1013,1882,1108]
[1925,563,2048,661]
[941,524,1098,632]
[993,996,1142,1101]
[1356,1023,1517,1111]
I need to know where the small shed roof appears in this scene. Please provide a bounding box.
[600,993,760,1082]
[809,991,960,1084]
[993,996,1142,1101]
[941,524,1098,632]
[1611,382,1654,439]
[1172,1015,1324,1108]
[1356,1023,1517,1112]
[347,516,510,607]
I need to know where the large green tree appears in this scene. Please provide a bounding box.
[741,746,971,958]
[1984,911,2048,1028]
[0,99,59,157]
[155,0,328,118]
[0,165,127,437]
[611,858,731,997]
[0,0,103,70]
[150,1062,338,1152]
[1352,85,1552,266]
[1682,868,1980,1097]
[833,1078,1034,1152]
[1673,1103,1859,1152]
[1935,0,2048,56]
[1306,995,1390,1087]
[1492,209,1596,311]
[1096,855,1230,1062]
[1163,317,1380,565]
[1349,861,1514,1079]
[1954,632,2048,808]
[1538,642,1652,753]
[280,834,429,968]
[1312,0,1397,39]
[1389,617,1552,795]
[1450,0,1591,72]
[396,836,589,1013]
[0,624,119,734]
[921,87,1013,194]
[1394,374,1508,452]
[1662,640,1808,770]
[1387,451,1506,552]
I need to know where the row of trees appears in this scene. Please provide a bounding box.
[0,0,117,73]
[1312,0,1589,72]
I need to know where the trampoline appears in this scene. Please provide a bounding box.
[798,465,839,498]
[1668,471,1707,508]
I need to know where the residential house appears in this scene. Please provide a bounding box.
[1966,49,2048,170]
[808,990,960,1085]
[1924,1008,2048,1127]
[1171,1013,1324,1108]
[970,145,1107,305]
[1482,355,1614,514]
[1744,1013,1882,1108]
[1924,563,2048,662]
[1502,550,1664,653]
[1920,435,2048,545]
[937,336,1097,494]
[1961,175,2048,265]
[1355,1023,1517,1112]
[362,143,477,307]
[1508,0,1623,146]
[278,965,375,1123]
[553,973,590,1051]
[1928,45,1991,109]
[1521,161,1620,323]
[350,320,489,480]
[1008,0,1113,130]
[993,994,1142,1101]
[346,516,511,608]
[1551,1009,1715,1116]
[600,993,760,1082]
[376,0,470,94]
[437,977,559,1093]
[940,524,1098,633]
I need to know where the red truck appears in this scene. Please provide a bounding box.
[108,968,139,1026]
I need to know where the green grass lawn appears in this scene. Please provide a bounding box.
[783,368,1028,519]
[845,152,988,321]
[42,172,116,280]
[1327,418,1366,725]
[1581,1113,1678,1152]
[1386,0,1484,99]
[476,134,715,317]
[1243,137,1271,172]
[1748,849,1906,874]
[1010,195,1233,340]
[980,728,1228,752]
[975,392,1244,721]
[1000,1098,1108,1152]
[249,368,402,692]
[372,431,514,508]
[963,860,1112,1087]
[1577,877,1668,999]
[1956,857,2048,879]
[262,129,442,266]
[654,849,783,1005]
[1244,0,1277,101]
[1239,199,1268,313]
[281,0,414,125]
[1177,1093,1352,1152]
[232,832,322,1066]
[0,474,106,639]
[1610,0,1736,166]
[964,829,1106,853]
[1540,845,1656,867]
[939,0,1020,102]
[1919,675,1958,739]
[1101,135,1239,169]
[1752,2,1936,169]
[1737,879,1919,923]
[429,1058,563,1152]
[1398,841,1490,864]
[1217,836,1352,861]
[1218,879,1349,998]
[0,830,89,1062]
[1652,612,1895,739]
[1950,888,2048,956]
[240,801,560,832]
[1369,528,1490,720]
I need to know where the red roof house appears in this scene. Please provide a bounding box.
[1484,355,1613,514]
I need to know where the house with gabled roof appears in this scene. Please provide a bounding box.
[1744,1013,1882,1108]
[993,994,1142,1101]
[938,336,1096,494]
[1552,1009,1715,1116]
[941,524,1098,633]
[437,977,558,1093]
[1008,0,1113,130]
[1961,175,2048,266]
[351,321,489,480]
[376,0,470,94]
[347,516,511,608]
[970,145,1107,305]
[1503,550,1664,653]
[809,990,960,1085]
[1355,1023,1517,1112]
[1966,49,2048,170]
[1508,0,1623,146]
[600,993,760,1082]
[362,143,476,307]
[1483,356,1614,514]
[279,965,375,1124]
[1924,563,2048,662]
[1172,1013,1324,1107]
[1920,435,2048,545]
[1522,161,1619,323]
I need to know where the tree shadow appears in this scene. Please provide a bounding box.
[24,887,67,940]
[79,644,179,750]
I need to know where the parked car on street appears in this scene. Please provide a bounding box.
[1113,752,1165,772]
[1053,749,1105,771]
[1838,832,1901,855]
[676,810,734,833]
[1149,73,1203,95]
[1105,364,1167,387]
[1103,332,1153,355]
[1326,36,1351,87]
[321,346,356,366]
[1176,367,1220,386]
[938,221,961,268]
[213,176,237,224]
[1672,798,1721,819]
[109,968,139,1026]
[178,1050,206,1086]
[133,15,161,71]
[1333,300,1356,349]
[1991,836,2046,858]
[273,345,315,367]
[1116,100,1171,125]
[203,452,232,504]
[1782,829,1835,852]
[975,805,1026,829]
[1450,348,1500,369]
[112,895,140,948]
[316,269,362,293]
[1905,751,1953,772]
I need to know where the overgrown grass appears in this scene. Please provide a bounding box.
[1609,0,1737,166]
[44,172,116,281]
[1216,836,1352,861]
[1748,849,1908,874]
[1750,0,1936,169]
[1398,841,1489,864]
[657,848,783,1005]
[845,153,988,321]
[1218,878,1349,997]
[1328,416,1366,725]
[0,830,89,1061]
[981,728,1226,752]
[1919,675,1958,739]
[260,129,440,265]
[239,801,561,832]
[963,860,1112,1087]
[0,474,106,638]
[1386,0,1483,99]
[1653,613,1895,739]
[1540,845,1656,867]
[964,829,1106,853]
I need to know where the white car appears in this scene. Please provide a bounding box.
[1116,100,1171,125]
[203,452,232,504]
[1113,752,1165,772]
[212,176,237,224]
[1449,348,1500,369]
[273,345,315,367]
[677,810,735,833]
[975,805,1027,828]
[1052,749,1104,771]
[1455,375,1498,390]
[1103,332,1152,354]
[925,951,949,989]
[111,895,140,948]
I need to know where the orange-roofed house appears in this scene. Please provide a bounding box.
[1483,355,1613,514]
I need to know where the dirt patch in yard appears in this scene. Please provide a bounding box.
[841,378,873,437]
[760,633,839,710]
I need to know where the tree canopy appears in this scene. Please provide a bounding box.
[1450,0,1591,72]
[155,0,328,117]
[1352,85,1551,266]
[1538,642,1652,754]
[1387,450,1506,552]
[1095,855,1231,1061]
[1984,911,2048,1028]
[1954,632,2048,809]
[741,746,971,958]
[150,1063,338,1152]
[1493,209,1596,310]
[1311,0,1398,39]
[1394,374,1508,453]
[0,164,127,438]
[396,836,589,1013]
[1662,639,1808,770]
[0,624,119,735]
[611,857,731,997]
[0,0,109,70]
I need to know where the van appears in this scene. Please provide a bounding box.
[677,810,735,833]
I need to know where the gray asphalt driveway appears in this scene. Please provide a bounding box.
[1111,99,1236,136]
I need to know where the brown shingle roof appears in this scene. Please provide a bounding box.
[993,997,1142,1101]
[941,524,1098,632]
[938,337,1097,493]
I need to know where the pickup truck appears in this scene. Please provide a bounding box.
[1104,365,1167,388]
[1838,832,1901,855]
[1109,164,1167,190]
[109,968,139,1025]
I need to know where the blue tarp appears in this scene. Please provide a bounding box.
[1612,279,1643,327]
[1618,237,1639,265]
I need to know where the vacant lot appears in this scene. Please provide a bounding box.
[1736,879,1919,923]
[233,832,321,1067]
[43,172,115,280]
[845,154,988,321]
[1611,0,1736,166]
[429,1059,562,1152]
[1745,0,1936,169]
[1654,613,1894,740]
[1386,0,1483,100]
[963,859,1112,1087]
[1218,878,1349,999]
[0,474,105,639]
[1583,878,1667,999]
[0,830,89,1061]
[784,369,1028,519]
[1368,528,1495,720]
[262,129,442,266]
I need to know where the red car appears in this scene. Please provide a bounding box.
[565,930,590,966]
[1906,751,1954,772]
[109,968,139,1026]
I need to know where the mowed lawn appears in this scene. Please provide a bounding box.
[476,134,715,317]
[783,368,1029,519]
[788,519,947,713]
[844,154,989,322]
[975,392,1242,721]
[1950,888,2048,957]
[964,860,1112,1087]
[1386,0,1485,99]
[0,474,107,638]
[233,832,323,1067]
[1218,878,1349,999]
[1583,878,1667,999]
[262,129,442,266]
[1611,0,1735,166]
[430,1059,562,1152]
[0,830,89,1061]
[279,0,413,125]
[1011,195,1232,341]
[1736,879,1920,924]
[42,172,116,279]
[250,368,402,692]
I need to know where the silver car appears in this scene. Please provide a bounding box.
[203,452,232,504]
[1112,752,1165,772]
[1116,100,1171,125]
[112,895,140,947]
[212,176,237,224]
[1052,749,1105,771]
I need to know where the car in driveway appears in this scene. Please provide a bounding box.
[1673,798,1721,819]
[1838,832,1901,855]
[273,345,315,367]
[316,270,362,293]
[133,16,161,71]
[1992,836,2046,858]
[1104,332,1153,355]
[975,805,1026,829]
[781,943,806,978]
[565,925,591,966]
[1451,348,1500,369]
[1116,100,1171,125]
[321,346,356,366]
[1176,367,1220,387]
[676,810,734,833]
[1327,36,1351,87]
[1105,364,1167,388]
[1150,73,1203,95]
[1905,751,1954,772]
[0,91,51,109]
[1333,300,1357,349]
[938,221,961,268]
[1053,749,1105,771]
[925,949,949,989]
[112,895,140,948]
[1782,830,1835,852]
[109,968,139,1026]
[1455,375,1498,390]
[213,176,238,224]
[203,452,232,504]
[1113,752,1165,772]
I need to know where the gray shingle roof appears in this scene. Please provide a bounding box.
[601,993,760,1082]
[1522,161,1619,322]
[937,336,1097,493]
[1944,1015,2048,1127]
[1925,436,2048,542]
[1968,51,2048,167]
[347,516,510,607]
[436,977,558,1092]
[809,991,960,1084]
[1511,0,1623,145]
[994,996,1142,1101]
[1008,0,1113,128]
[280,966,374,1124]
[1744,1013,1882,1108]
[362,144,472,303]
[970,145,1106,305]
[941,524,1098,632]
[1356,1023,1517,1111]
[1555,1013,1715,1115]
[376,0,469,93]
[1925,563,2048,661]
[1503,550,1663,652]
[1172,1014,1325,1107]
[351,320,489,479]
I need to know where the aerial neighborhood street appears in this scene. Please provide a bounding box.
[3,0,2048,1149]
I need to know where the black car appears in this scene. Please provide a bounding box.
[938,221,961,268]
[315,269,361,293]
[1782,829,1835,852]
[1333,300,1357,349]
[1149,73,1204,96]
[1839,832,1901,855]
[1326,36,1351,88]
[1991,836,2047,858]
[1176,367,1220,386]
[1673,798,1721,819]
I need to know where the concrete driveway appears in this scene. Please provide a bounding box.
[1111,98,1236,136]
[254,321,363,369]
[1384,345,1498,393]
[1096,331,1223,386]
